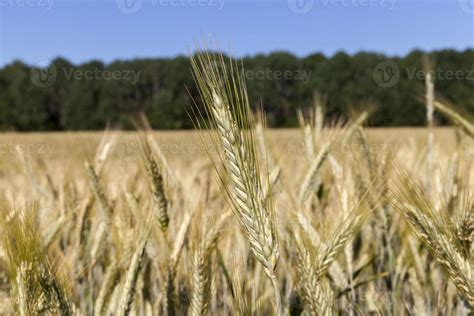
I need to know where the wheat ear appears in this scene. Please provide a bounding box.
[85,161,111,263]
[117,238,148,316]
[293,230,333,315]
[296,212,348,289]
[190,212,230,316]
[191,48,282,315]
[94,258,120,316]
[162,207,195,315]
[434,101,474,136]
[299,141,331,205]
[140,137,169,232]
[403,205,473,306]
[392,169,474,306]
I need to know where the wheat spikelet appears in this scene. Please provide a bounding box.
[392,166,473,306]
[299,141,331,205]
[84,161,110,218]
[161,207,196,315]
[403,205,473,306]
[94,258,119,316]
[190,47,282,315]
[315,214,365,278]
[141,137,169,232]
[85,161,112,263]
[190,212,229,316]
[340,111,369,146]
[117,238,148,316]
[295,212,348,289]
[293,230,333,315]
[190,246,212,316]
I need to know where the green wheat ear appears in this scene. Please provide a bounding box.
[190,44,283,315]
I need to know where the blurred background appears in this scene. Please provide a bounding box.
[0,0,472,131]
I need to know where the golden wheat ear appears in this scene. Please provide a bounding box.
[139,134,169,232]
[390,166,474,307]
[434,101,474,137]
[190,44,283,315]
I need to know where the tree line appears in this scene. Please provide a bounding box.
[0,49,472,131]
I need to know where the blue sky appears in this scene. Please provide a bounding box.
[0,0,472,67]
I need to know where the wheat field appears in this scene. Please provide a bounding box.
[0,53,472,315]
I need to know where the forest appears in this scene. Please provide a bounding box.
[0,48,472,131]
